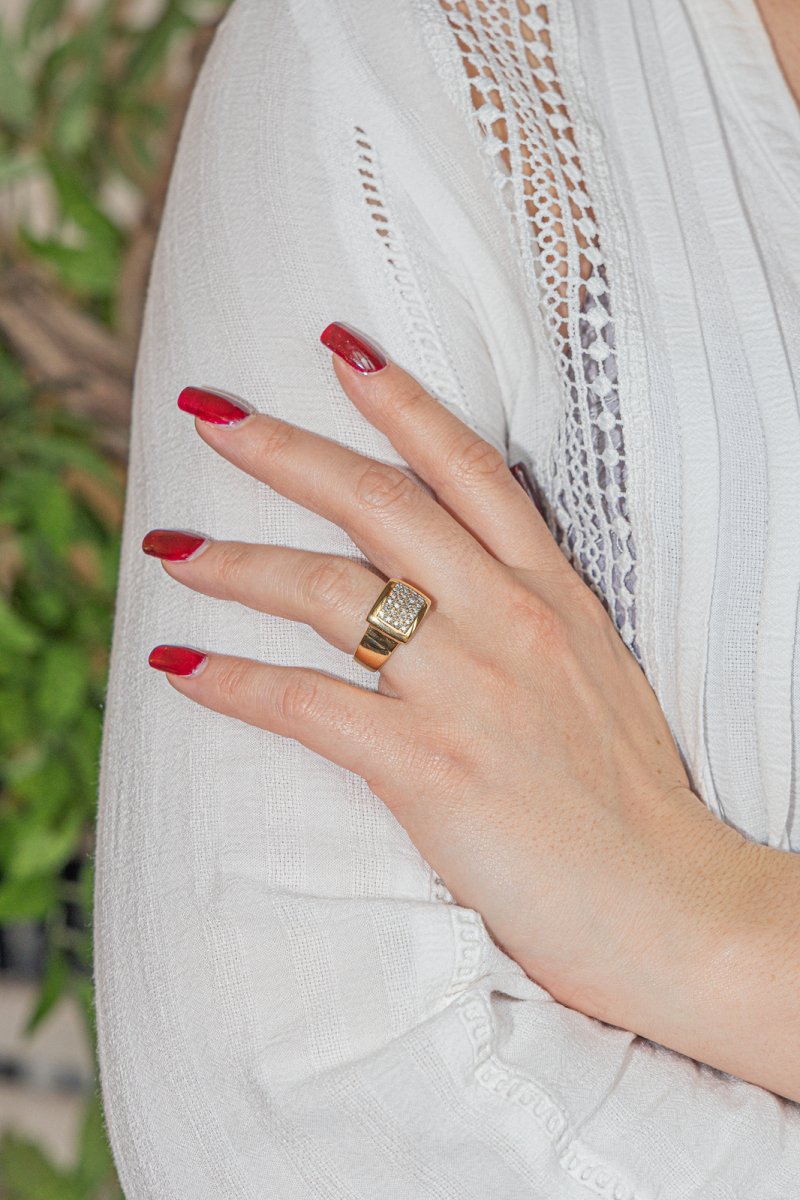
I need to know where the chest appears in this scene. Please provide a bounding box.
[755,0,800,106]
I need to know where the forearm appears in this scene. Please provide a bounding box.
[565,795,800,1101]
[681,834,800,1101]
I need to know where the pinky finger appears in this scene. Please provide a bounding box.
[147,644,403,784]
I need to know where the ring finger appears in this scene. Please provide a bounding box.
[142,529,447,687]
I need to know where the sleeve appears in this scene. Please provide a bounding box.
[93,2,800,1197]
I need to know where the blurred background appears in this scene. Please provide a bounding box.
[0,2,229,1195]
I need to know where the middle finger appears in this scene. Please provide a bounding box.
[142,530,448,687]
[177,386,497,612]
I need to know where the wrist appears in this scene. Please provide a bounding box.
[560,796,761,1046]
[585,807,800,1099]
[680,836,800,1096]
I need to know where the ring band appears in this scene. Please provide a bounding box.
[354,579,432,672]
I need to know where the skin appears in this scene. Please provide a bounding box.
[148,349,800,1103]
[757,0,800,106]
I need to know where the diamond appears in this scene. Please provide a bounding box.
[375,582,426,635]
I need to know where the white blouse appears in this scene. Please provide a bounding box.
[95,0,800,1195]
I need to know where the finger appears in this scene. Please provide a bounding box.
[177,386,498,615]
[323,321,570,577]
[142,529,443,687]
[147,645,408,786]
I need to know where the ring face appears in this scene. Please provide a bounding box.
[367,580,430,643]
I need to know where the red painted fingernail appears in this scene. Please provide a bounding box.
[320,322,388,374]
[148,645,208,676]
[142,530,210,561]
[510,461,546,519]
[177,386,252,426]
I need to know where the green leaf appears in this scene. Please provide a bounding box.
[0,689,34,744]
[21,232,118,297]
[121,4,192,89]
[39,0,109,96]
[10,753,75,816]
[70,708,103,793]
[0,598,41,655]
[8,807,82,880]
[52,75,99,156]
[22,0,69,47]
[37,158,123,303]
[11,429,116,479]
[0,349,30,411]
[96,537,121,593]
[24,949,71,1035]
[0,1132,82,1199]
[3,742,47,786]
[36,641,90,726]
[74,972,97,1050]
[75,1090,118,1194]
[31,476,76,557]
[45,154,121,249]
[0,28,35,129]
[0,875,56,920]
[21,584,68,630]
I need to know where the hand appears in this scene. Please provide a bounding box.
[143,321,756,1039]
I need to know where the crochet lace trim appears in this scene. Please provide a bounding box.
[435,0,640,657]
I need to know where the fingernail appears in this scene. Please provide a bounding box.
[510,461,547,519]
[142,530,211,562]
[320,321,388,374]
[148,645,208,676]
[178,386,252,426]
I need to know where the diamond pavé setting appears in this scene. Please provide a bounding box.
[374,581,426,637]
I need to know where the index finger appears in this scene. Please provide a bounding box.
[176,386,496,616]
[322,321,569,578]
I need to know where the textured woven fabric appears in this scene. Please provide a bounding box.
[94,1,800,1195]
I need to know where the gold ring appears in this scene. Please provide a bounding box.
[354,578,432,672]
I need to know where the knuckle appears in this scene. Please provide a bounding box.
[505,584,567,653]
[579,580,613,632]
[442,431,507,487]
[407,725,472,793]
[383,380,430,423]
[213,542,250,591]
[252,417,297,466]
[353,461,419,514]
[473,655,515,702]
[276,670,324,724]
[300,556,356,613]
[421,741,472,796]
[214,658,252,708]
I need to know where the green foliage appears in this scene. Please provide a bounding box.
[0,349,118,912]
[0,0,222,312]
[0,1,231,1193]
[0,1090,120,1199]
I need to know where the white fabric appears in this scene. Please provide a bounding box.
[94,0,800,1195]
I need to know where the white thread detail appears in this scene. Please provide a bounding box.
[353,125,476,424]
[456,990,653,1199]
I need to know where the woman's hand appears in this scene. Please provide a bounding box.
[142,321,766,1064]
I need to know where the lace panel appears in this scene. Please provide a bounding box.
[353,124,476,428]
[436,1,639,659]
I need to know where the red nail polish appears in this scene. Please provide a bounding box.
[148,645,208,676]
[320,322,388,374]
[142,530,209,561]
[510,461,547,520]
[177,386,252,426]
